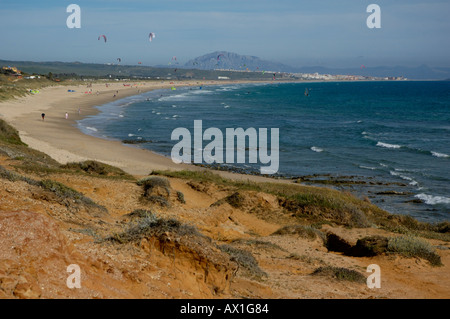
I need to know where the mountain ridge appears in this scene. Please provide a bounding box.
[182,51,450,80]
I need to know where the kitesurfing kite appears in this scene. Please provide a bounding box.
[149,32,156,42]
[98,35,107,43]
[117,58,122,63]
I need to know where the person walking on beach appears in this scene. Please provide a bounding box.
[65,112,69,120]
[41,113,45,121]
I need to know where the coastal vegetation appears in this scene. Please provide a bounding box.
[0,115,448,299]
[150,169,450,241]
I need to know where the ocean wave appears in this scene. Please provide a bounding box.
[86,127,98,132]
[431,151,449,158]
[359,165,376,170]
[390,171,418,186]
[191,89,214,95]
[415,193,450,205]
[310,146,323,153]
[376,142,402,149]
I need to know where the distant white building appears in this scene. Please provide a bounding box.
[218,76,230,80]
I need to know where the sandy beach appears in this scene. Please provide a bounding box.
[0,79,283,181]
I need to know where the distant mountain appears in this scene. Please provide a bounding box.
[183,51,294,73]
[183,52,450,80]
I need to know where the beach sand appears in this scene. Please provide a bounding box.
[0,79,281,181]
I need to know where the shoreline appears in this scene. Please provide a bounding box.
[3,78,447,207]
[0,79,296,182]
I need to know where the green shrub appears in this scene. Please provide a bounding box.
[107,213,199,244]
[62,161,133,179]
[125,209,155,219]
[138,176,172,206]
[38,179,107,214]
[0,119,26,145]
[218,244,267,279]
[0,164,39,185]
[145,195,170,207]
[137,176,170,188]
[176,191,186,204]
[387,235,442,266]
[312,266,366,283]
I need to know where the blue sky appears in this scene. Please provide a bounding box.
[1,0,449,68]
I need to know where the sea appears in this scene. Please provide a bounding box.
[78,81,450,223]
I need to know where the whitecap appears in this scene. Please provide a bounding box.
[128,133,135,137]
[390,171,418,186]
[415,193,450,205]
[431,151,449,158]
[377,142,402,149]
[360,165,376,170]
[86,127,98,132]
[311,146,323,153]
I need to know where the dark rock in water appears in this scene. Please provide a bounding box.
[376,191,412,196]
[405,199,424,204]
[122,139,153,144]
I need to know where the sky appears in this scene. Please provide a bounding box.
[1,0,449,68]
